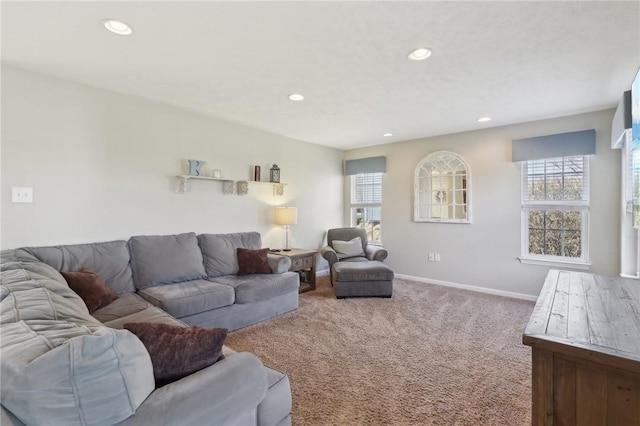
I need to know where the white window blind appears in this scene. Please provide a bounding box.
[352,173,382,205]
[350,172,383,242]
[522,156,589,204]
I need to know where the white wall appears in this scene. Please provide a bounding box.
[1,67,622,297]
[345,110,620,297]
[1,67,344,253]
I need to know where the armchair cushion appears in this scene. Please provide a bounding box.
[332,237,365,258]
[327,228,368,251]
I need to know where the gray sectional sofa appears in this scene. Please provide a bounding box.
[0,231,298,426]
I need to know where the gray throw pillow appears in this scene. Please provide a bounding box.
[332,237,365,257]
[129,233,206,289]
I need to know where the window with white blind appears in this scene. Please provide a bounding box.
[521,155,590,265]
[350,172,382,243]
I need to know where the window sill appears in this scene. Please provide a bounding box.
[518,256,591,270]
[414,219,471,224]
[620,273,640,280]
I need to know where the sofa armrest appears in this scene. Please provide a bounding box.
[320,246,339,268]
[267,254,291,274]
[116,352,267,426]
[365,245,388,262]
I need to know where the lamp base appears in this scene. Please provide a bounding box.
[282,225,293,252]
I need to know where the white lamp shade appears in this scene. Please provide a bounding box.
[275,207,298,225]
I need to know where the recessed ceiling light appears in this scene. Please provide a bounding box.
[288,93,304,101]
[383,133,393,137]
[408,47,432,61]
[103,19,133,36]
[477,116,492,123]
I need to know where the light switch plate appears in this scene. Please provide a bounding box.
[12,186,33,203]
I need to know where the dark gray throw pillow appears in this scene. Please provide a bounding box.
[128,233,206,289]
[237,248,272,276]
[60,268,118,313]
[123,322,227,387]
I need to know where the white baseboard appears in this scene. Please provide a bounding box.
[316,269,330,277]
[394,273,537,302]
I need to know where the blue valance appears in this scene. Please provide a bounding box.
[344,156,386,175]
[512,129,596,162]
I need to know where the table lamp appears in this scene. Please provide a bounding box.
[275,206,297,251]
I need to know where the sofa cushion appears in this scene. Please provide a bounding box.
[137,279,235,318]
[198,232,262,278]
[211,272,299,304]
[103,303,187,329]
[237,248,272,276]
[1,258,98,327]
[1,323,154,426]
[15,240,135,295]
[129,233,206,289]
[124,322,227,387]
[0,254,154,426]
[92,292,150,323]
[60,268,118,313]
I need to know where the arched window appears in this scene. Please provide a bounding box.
[414,151,471,223]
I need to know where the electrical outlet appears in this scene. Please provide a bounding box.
[11,187,33,203]
[428,252,435,262]
[435,253,441,262]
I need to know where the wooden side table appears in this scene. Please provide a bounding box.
[273,248,316,293]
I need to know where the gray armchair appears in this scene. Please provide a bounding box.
[321,228,393,297]
[321,228,388,271]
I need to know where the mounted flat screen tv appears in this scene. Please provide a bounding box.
[632,67,640,228]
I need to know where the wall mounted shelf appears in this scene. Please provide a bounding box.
[175,175,286,196]
[249,181,287,196]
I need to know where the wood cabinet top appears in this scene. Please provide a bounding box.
[523,269,640,374]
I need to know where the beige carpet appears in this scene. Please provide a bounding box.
[226,276,535,426]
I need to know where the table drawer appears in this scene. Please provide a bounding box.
[291,255,313,270]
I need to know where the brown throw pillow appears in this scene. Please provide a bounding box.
[237,248,272,276]
[123,322,227,387]
[60,268,118,313]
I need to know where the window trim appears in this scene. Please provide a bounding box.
[519,156,590,266]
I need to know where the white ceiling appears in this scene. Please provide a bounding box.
[2,1,639,149]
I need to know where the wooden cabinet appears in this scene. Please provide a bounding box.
[523,270,640,425]
[273,248,316,293]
